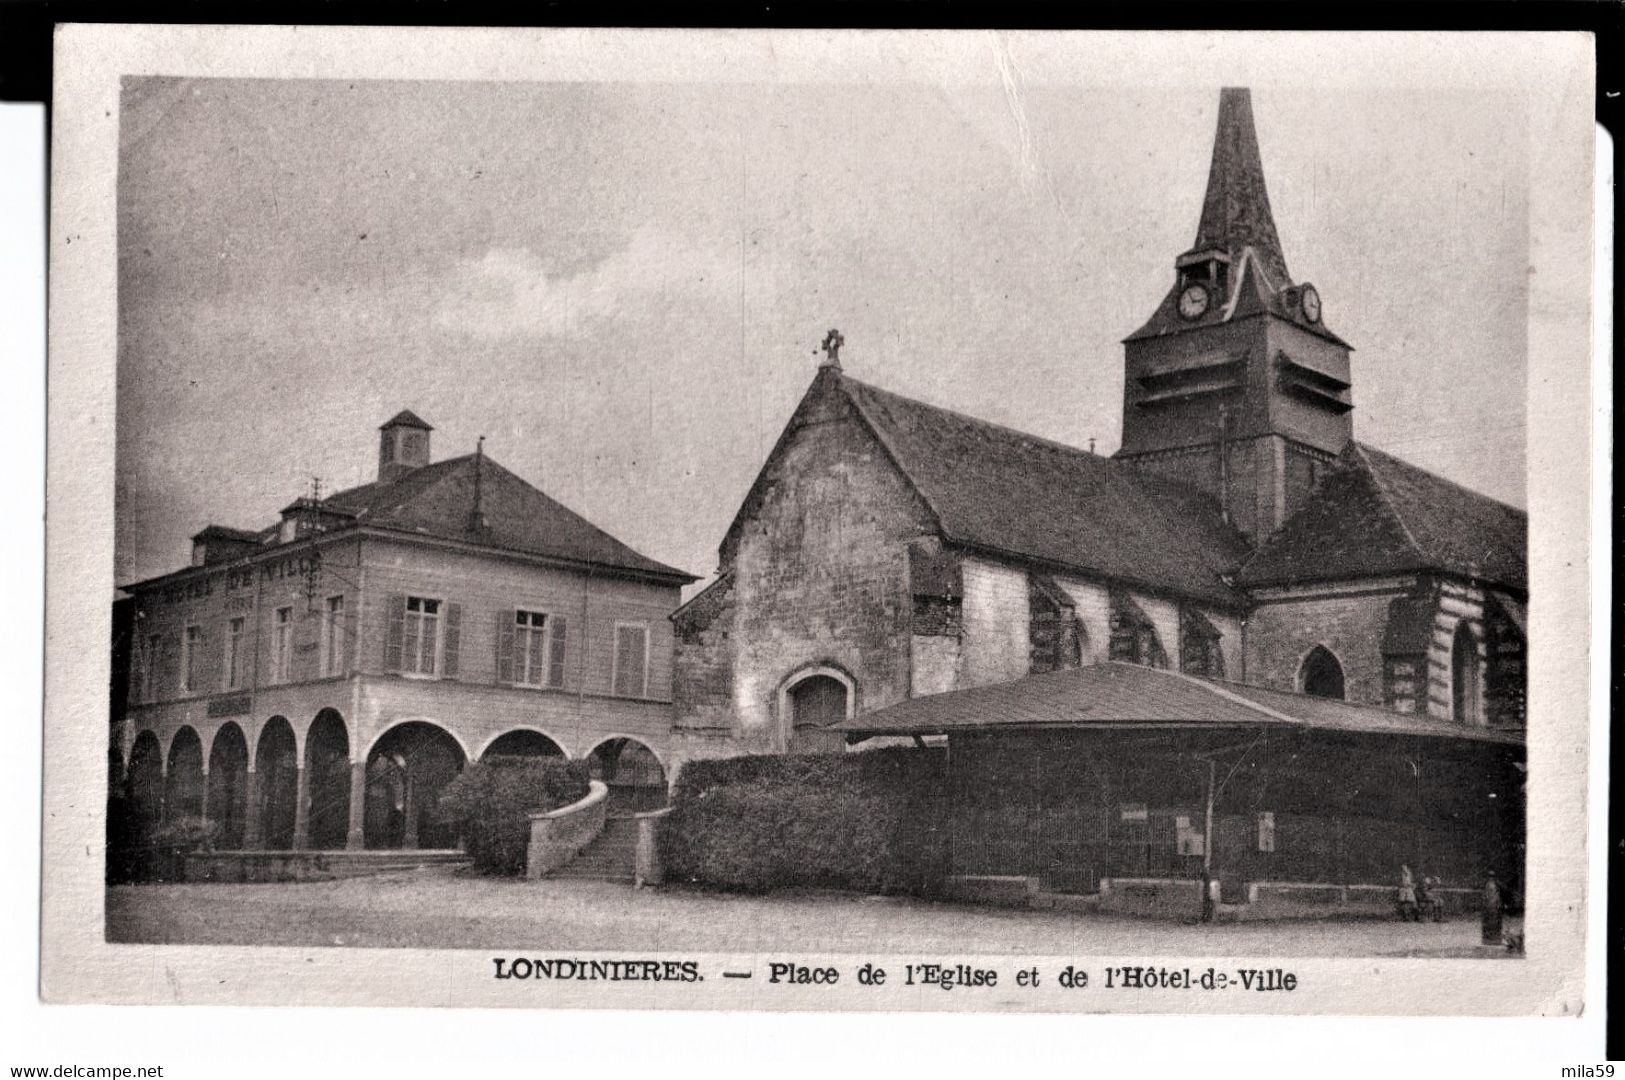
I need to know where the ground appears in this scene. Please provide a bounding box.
[106,868,1522,958]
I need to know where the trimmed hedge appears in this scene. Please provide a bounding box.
[660,748,948,896]
[438,756,591,875]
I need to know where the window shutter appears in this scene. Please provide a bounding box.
[496,611,515,684]
[548,616,568,688]
[442,602,462,679]
[383,595,405,671]
[294,608,319,682]
[342,597,356,675]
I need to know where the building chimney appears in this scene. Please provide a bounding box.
[378,409,433,483]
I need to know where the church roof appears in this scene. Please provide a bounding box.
[835,374,1251,608]
[835,660,1523,747]
[318,454,694,583]
[1235,442,1527,592]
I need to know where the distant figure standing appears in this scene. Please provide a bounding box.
[1481,872,1505,945]
[1420,875,1445,922]
[1396,864,1419,921]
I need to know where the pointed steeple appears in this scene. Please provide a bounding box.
[1190,88,1290,288]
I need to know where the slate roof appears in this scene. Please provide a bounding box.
[1236,442,1527,592]
[835,661,1523,747]
[318,454,694,582]
[837,375,1252,608]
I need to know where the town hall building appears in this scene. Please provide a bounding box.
[116,411,694,862]
[670,89,1526,913]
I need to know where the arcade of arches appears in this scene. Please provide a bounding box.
[118,714,669,852]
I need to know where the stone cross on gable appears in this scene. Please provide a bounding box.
[818,328,845,369]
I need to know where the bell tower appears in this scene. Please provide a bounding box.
[378,409,433,483]
[1116,88,1354,542]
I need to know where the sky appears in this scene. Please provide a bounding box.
[115,76,1529,593]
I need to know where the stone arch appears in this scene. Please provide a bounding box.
[479,728,567,761]
[126,730,164,827]
[364,720,467,850]
[1451,620,1485,725]
[778,665,856,755]
[586,736,669,814]
[255,716,299,849]
[304,708,352,850]
[206,722,250,849]
[163,726,205,822]
[1298,645,1346,700]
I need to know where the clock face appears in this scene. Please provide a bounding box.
[1178,284,1210,319]
[1301,284,1322,324]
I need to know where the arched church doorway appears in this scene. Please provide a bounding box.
[1299,646,1346,700]
[784,671,850,754]
[364,722,466,850]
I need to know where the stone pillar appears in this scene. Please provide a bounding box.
[401,773,418,850]
[198,767,210,829]
[292,764,311,850]
[346,759,367,851]
[242,768,263,850]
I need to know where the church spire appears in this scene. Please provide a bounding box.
[1189,88,1291,289]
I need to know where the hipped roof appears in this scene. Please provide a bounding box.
[1237,442,1527,592]
[837,661,1523,747]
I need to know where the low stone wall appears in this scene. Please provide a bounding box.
[1097,876,1204,918]
[944,875,1040,907]
[1245,881,1484,919]
[182,850,468,884]
[526,780,609,880]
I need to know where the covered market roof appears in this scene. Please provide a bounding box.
[835,661,1524,746]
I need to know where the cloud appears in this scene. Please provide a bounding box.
[433,228,741,341]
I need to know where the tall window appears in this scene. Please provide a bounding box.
[224,616,246,689]
[181,624,201,693]
[402,596,441,676]
[141,633,162,703]
[271,606,293,683]
[515,610,567,687]
[321,595,346,677]
[612,623,649,698]
[1451,621,1482,725]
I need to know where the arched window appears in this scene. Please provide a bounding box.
[1108,591,1168,669]
[781,668,853,754]
[1451,621,1483,725]
[1299,645,1345,700]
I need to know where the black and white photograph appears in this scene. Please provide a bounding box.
[37,27,1599,1026]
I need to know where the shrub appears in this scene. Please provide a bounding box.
[660,748,948,896]
[438,757,590,875]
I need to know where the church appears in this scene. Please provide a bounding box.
[670,89,1526,915]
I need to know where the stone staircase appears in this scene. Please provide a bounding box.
[547,817,640,884]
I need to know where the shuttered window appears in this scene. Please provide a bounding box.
[181,625,202,694]
[401,596,441,675]
[390,596,459,677]
[503,610,569,688]
[271,607,293,683]
[140,633,161,703]
[320,595,346,677]
[224,617,246,689]
[612,623,649,698]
